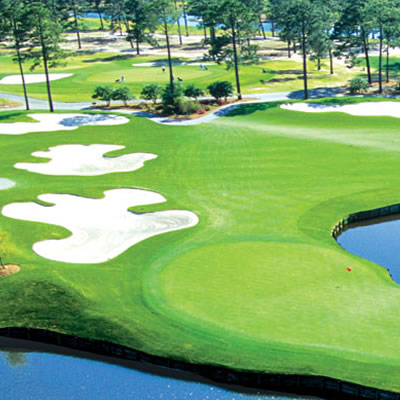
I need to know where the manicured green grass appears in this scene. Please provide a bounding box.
[0,49,358,102]
[2,101,400,391]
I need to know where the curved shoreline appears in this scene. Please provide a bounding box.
[332,203,400,240]
[0,326,398,400]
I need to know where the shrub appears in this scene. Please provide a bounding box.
[198,109,206,114]
[161,83,184,114]
[111,86,135,106]
[141,84,163,104]
[177,100,201,115]
[349,77,368,94]
[184,84,204,100]
[92,85,114,106]
[207,81,234,102]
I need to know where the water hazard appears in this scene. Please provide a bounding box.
[337,214,400,283]
[0,338,319,400]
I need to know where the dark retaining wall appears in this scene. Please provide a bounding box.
[331,203,400,239]
[0,326,399,400]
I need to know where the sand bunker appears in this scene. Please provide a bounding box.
[0,264,20,277]
[0,73,72,85]
[2,189,199,264]
[281,101,400,118]
[0,113,129,135]
[15,144,157,176]
[0,178,15,190]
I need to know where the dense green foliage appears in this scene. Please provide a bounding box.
[207,80,233,101]
[349,76,369,93]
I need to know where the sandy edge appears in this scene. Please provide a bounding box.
[0,74,73,85]
[0,264,20,277]
[280,101,400,118]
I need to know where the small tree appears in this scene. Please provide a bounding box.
[207,81,234,102]
[92,85,114,105]
[141,83,163,104]
[184,84,204,100]
[349,77,369,94]
[161,82,184,114]
[112,86,135,106]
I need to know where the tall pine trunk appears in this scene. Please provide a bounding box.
[210,26,216,61]
[329,48,334,74]
[97,9,104,30]
[259,16,266,40]
[361,28,372,84]
[301,25,308,100]
[271,19,275,37]
[13,18,29,110]
[183,3,189,37]
[136,34,140,55]
[39,23,54,112]
[386,44,390,83]
[72,0,82,49]
[164,15,174,93]
[378,26,383,93]
[231,19,242,100]
[288,40,291,58]
[174,0,183,45]
[125,18,134,49]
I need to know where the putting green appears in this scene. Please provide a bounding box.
[2,100,400,392]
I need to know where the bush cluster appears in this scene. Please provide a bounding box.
[92,85,135,106]
[92,79,235,115]
[349,77,369,94]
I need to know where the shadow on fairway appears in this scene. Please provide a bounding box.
[287,87,345,100]
[222,102,281,117]
[83,54,133,63]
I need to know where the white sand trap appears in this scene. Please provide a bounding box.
[0,178,15,190]
[15,144,157,176]
[0,113,129,135]
[2,188,199,264]
[281,101,400,118]
[0,73,72,85]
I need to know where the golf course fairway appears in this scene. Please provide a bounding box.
[1,100,400,392]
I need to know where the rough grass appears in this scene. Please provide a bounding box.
[1,103,400,391]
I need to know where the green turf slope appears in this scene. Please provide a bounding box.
[1,103,400,391]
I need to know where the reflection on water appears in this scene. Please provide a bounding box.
[0,339,319,400]
[5,351,26,367]
[337,214,400,284]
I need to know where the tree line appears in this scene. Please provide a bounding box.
[1,0,399,112]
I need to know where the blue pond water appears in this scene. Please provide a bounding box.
[0,339,318,400]
[337,215,400,284]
